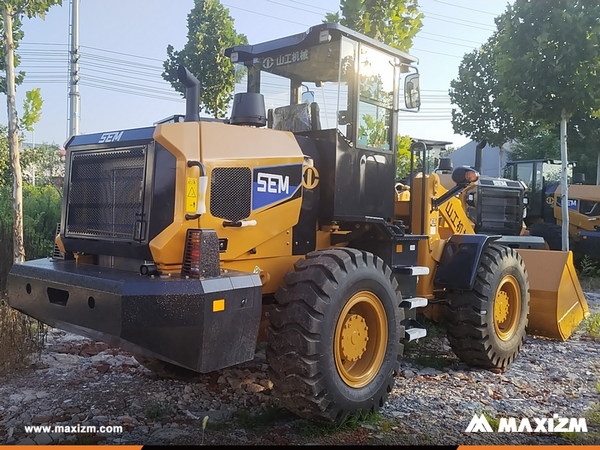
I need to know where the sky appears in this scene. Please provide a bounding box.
[4,0,513,149]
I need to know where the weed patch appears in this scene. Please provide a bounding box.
[0,299,46,375]
[583,313,600,341]
[235,405,292,429]
[585,403,600,427]
[145,401,172,421]
[299,410,382,438]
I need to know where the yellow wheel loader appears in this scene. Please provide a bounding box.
[6,23,589,424]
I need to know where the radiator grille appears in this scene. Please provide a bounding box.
[476,187,521,235]
[65,147,147,240]
[210,167,251,222]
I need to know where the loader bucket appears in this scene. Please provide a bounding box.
[516,249,590,341]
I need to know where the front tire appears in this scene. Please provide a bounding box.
[267,248,404,423]
[445,243,529,369]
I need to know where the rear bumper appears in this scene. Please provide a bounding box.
[8,258,262,373]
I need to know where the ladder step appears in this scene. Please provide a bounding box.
[401,318,427,342]
[399,297,428,309]
[405,328,427,342]
[393,265,430,276]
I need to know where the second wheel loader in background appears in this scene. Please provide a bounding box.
[6,23,590,423]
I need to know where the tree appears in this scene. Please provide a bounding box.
[325,0,423,51]
[20,142,64,188]
[449,36,526,149]
[162,0,247,118]
[2,1,57,263]
[508,129,560,161]
[396,135,412,180]
[494,0,600,251]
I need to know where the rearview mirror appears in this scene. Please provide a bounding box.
[301,90,315,104]
[404,73,420,110]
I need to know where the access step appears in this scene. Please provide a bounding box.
[401,318,427,341]
[399,297,428,310]
[393,265,430,276]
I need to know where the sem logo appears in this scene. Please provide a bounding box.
[99,131,123,143]
[466,414,587,433]
[257,172,290,194]
[252,164,302,210]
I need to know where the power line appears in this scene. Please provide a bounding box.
[222,2,312,27]
[433,0,498,16]
[421,10,496,32]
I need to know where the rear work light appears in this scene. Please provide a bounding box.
[181,229,221,279]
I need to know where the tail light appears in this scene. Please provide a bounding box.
[181,229,221,279]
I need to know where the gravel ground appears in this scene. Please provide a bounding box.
[1,293,599,446]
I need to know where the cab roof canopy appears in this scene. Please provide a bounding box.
[224,22,418,67]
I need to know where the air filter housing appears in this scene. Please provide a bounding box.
[230,93,266,127]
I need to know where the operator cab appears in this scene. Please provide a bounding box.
[225,23,420,150]
[224,23,420,223]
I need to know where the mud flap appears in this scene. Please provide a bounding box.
[516,249,590,340]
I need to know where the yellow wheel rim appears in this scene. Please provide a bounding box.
[334,291,388,388]
[493,275,521,341]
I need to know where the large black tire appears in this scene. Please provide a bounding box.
[133,354,200,380]
[528,222,563,250]
[267,248,405,423]
[444,243,529,369]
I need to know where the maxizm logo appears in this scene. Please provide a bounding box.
[465,414,587,433]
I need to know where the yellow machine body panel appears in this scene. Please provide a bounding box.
[554,184,600,234]
[397,173,474,299]
[150,121,305,276]
[517,249,590,340]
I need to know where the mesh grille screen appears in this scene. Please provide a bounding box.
[479,188,520,231]
[66,147,146,240]
[210,167,251,222]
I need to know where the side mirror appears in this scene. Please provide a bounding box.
[301,90,315,104]
[404,73,420,110]
[452,166,479,186]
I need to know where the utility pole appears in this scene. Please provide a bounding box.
[68,0,80,136]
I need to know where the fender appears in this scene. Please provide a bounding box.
[434,234,500,290]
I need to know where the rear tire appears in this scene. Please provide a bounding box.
[133,354,199,380]
[445,243,529,369]
[529,222,563,250]
[267,248,404,423]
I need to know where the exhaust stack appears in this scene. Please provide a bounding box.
[177,65,200,122]
[474,139,487,174]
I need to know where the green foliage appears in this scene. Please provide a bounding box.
[162,0,247,118]
[358,114,387,148]
[449,36,526,148]
[584,312,600,341]
[580,255,600,278]
[0,183,61,251]
[144,401,172,421]
[300,410,382,438]
[325,0,423,52]
[0,126,9,186]
[397,134,412,180]
[494,0,600,124]
[585,403,600,427]
[20,142,64,187]
[20,87,42,131]
[234,406,293,429]
[0,0,61,92]
[509,129,560,161]
[482,412,500,431]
